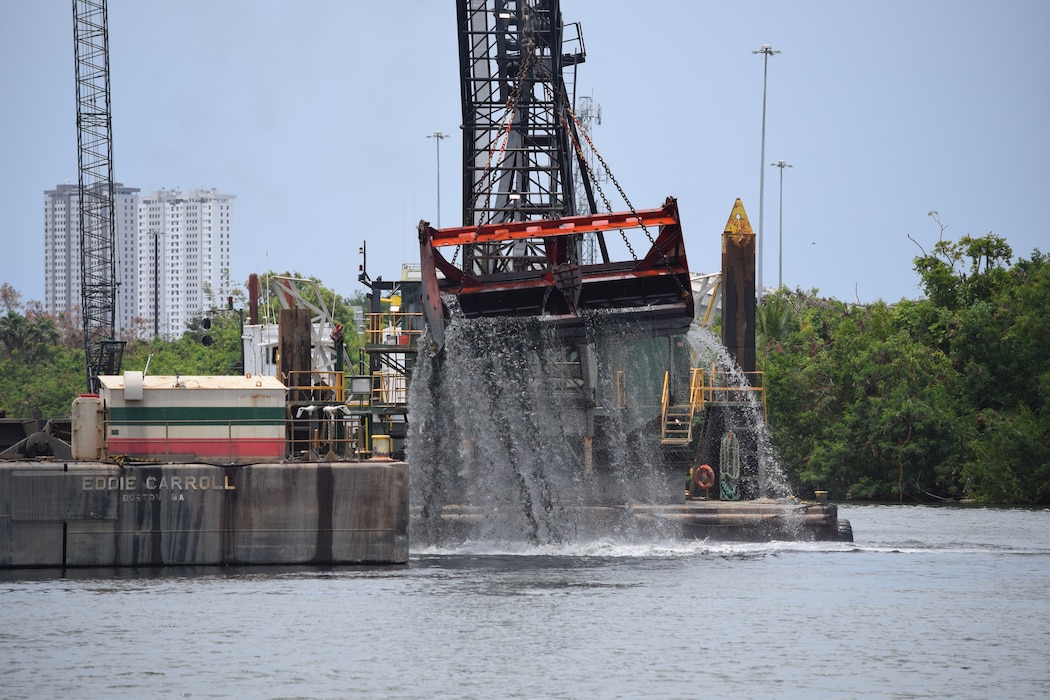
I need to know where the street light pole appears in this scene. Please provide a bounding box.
[427,131,449,227]
[753,44,780,299]
[150,230,163,338]
[771,160,792,290]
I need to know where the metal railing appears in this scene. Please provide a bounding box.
[702,366,766,418]
[287,409,368,461]
[660,365,767,443]
[364,312,425,347]
[371,370,408,406]
[284,369,345,403]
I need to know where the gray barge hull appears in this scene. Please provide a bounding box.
[1,461,408,568]
[423,500,851,543]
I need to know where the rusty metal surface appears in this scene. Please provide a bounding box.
[721,198,757,373]
[418,198,694,349]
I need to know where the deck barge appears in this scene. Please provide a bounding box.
[0,460,408,569]
[422,499,850,544]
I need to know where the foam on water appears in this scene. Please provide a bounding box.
[410,538,855,559]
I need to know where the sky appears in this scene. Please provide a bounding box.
[3,0,1048,308]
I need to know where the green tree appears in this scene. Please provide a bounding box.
[964,407,1050,503]
[763,299,968,501]
[755,292,796,348]
[912,227,1013,310]
[954,250,1050,503]
[0,311,61,362]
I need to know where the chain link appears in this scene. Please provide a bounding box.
[556,99,638,260]
[559,96,687,299]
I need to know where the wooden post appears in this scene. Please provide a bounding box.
[279,308,311,398]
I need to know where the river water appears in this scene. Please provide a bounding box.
[1,504,1047,699]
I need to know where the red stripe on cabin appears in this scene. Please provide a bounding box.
[107,437,285,458]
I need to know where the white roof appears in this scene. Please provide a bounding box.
[98,374,286,391]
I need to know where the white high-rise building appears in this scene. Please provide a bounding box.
[43,183,141,333]
[137,189,236,338]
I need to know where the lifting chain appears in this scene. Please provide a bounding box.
[559,105,637,260]
[557,89,688,300]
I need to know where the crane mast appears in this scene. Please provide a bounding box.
[420,0,693,350]
[458,0,587,275]
[73,0,124,392]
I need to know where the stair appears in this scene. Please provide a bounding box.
[661,406,693,445]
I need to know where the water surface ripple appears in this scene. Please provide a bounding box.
[1,505,1047,699]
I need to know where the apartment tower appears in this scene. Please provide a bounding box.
[138,188,235,338]
[42,183,141,333]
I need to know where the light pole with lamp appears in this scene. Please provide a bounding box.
[771,161,792,290]
[427,131,449,227]
[753,44,780,298]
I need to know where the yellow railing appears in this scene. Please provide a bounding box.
[615,370,627,409]
[688,367,706,411]
[660,370,670,420]
[701,366,767,419]
[364,312,425,347]
[284,369,345,402]
[660,365,767,443]
[660,368,707,444]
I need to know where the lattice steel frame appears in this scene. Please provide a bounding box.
[73,0,123,390]
[458,0,584,275]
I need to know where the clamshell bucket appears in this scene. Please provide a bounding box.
[418,197,694,349]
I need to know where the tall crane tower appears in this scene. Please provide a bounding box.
[73,0,124,391]
[458,0,592,275]
[420,0,693,349]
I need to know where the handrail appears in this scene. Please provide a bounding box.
[700,366,767,419]
[660,365,768,444]
[615,370,627,409]
[365,311,425,347]
[285,369,345,402]
[371,370,408,406]
[660,371,671,439]
[688,367,705,412]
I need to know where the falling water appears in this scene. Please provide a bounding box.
[408,312,684,547]
[684,324,793,500]
[408,315,795,548]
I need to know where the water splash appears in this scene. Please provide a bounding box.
[409,313,684,547]
[684,325,793,501]
[408,316,795,548]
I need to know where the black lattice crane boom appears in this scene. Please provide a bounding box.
[419,0,693,351]
[73,0,124,391]
[458,0,592,275]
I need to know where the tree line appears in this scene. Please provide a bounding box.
[1,243,1046,504]
[758,233,1048,504]
[0,272,365,419]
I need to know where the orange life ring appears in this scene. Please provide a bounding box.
[693,464,715,491]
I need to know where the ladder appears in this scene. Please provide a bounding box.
[660,368,705,445]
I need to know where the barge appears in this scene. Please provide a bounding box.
[0,373,408,569]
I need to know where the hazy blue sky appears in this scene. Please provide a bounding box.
[3,1,1047,308]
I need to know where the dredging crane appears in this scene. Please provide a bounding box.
[419,0,693,350]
